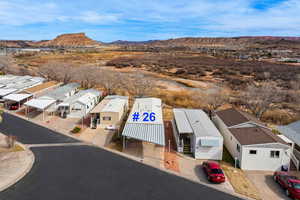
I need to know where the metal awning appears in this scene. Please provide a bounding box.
[3,93,33,102]
[122,123,165,146]
[0,88,18,97]
[25,98,56,110]
[200,139,220,147]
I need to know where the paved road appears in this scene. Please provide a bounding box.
[0,113,244,200]
[0,113,79,144]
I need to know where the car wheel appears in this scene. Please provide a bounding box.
[286,189,290,197]
[208,176,211,182]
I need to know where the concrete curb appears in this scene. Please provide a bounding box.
[0,142,35,192]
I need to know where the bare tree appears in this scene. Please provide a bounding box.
[74,67,97,89]
[5,135,17,148]
[0,55,11,74]
[96,69,124,95]
[241,81,284,119]
[126,72,154,97]
[39,61,75,84]
[194,88,230,111]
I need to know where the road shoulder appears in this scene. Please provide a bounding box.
[0,133,35,192]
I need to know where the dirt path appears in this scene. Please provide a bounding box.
[164,121,180,172]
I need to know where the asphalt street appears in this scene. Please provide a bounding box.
[0,112,79,144]
[0,113,243,200]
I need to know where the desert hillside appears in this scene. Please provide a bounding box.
[114,36,300,50]
[33,33,100,47]
[0,33,101,48]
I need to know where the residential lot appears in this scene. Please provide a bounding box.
[0,113,243,200]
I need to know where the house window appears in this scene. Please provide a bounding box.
[236,144,240,152]
[103,116,111,121]
[249,150,257,155]
[270,150,280,158]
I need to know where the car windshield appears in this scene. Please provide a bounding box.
[211,169,223,174]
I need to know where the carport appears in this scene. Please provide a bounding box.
[3,93,33,110]
[0,88,18,102]
[24,98,56,120]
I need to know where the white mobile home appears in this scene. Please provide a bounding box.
[40,82,80,103]
[277,121,300,170]
[122,98,165,146]
[172,109,223,160]
[57,89,102,118]
[213,108,291,171]
[90,95,129,129]
[24,82,80,120]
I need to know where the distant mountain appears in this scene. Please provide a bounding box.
[108,40,159,45]
[33,33,101,47]
[1,34,300,49]
[0,40,32,48]
[0,33,101,48]
[143,36,300,49]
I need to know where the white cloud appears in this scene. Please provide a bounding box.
[0,0,299,39]
[0,1,61,25]
[78,11,119,24]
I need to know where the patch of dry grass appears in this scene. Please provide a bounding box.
[154,89,205,108]
[261,109,299,125]
[14,51,143,67]
[0,144,25,153]
[163,106,173,121]
[221,162,261,200]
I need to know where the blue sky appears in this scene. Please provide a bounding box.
[0,0,299,42]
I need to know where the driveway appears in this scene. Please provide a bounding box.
[245,171,289,200]
[177,156,235,193]
[0,113,243,200]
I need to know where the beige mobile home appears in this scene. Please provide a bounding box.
[90,95,129,129]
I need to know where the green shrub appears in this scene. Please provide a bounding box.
[71,126,81,134]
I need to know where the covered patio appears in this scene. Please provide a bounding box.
[24,98,56,120]
[3,93,33,110]
[0,88,18,102]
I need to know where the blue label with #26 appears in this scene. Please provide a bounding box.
[132,112,156,122]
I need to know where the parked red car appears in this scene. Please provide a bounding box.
[202,161,225,183]
[274,171,300,199]
[9,103,19,110]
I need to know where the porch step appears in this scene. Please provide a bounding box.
[183,145,191,154]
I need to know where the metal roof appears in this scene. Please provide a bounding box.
[122,98,165,146]
[3,93,33,102]
[277,121,300,146]
[58,89,101,106]
[25,98,56,110]
[104,95,129,100]
[42,82,80,101]
[90,95,128,113]
[0,75,45,91]
[77,91,100,105]
[173,109,194,133]
[24,81,60,94]
[173,108,222,138]
[0,88,18,97]
[122,123,165,146]
[101,98,127,113]
[126,98,163,124]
